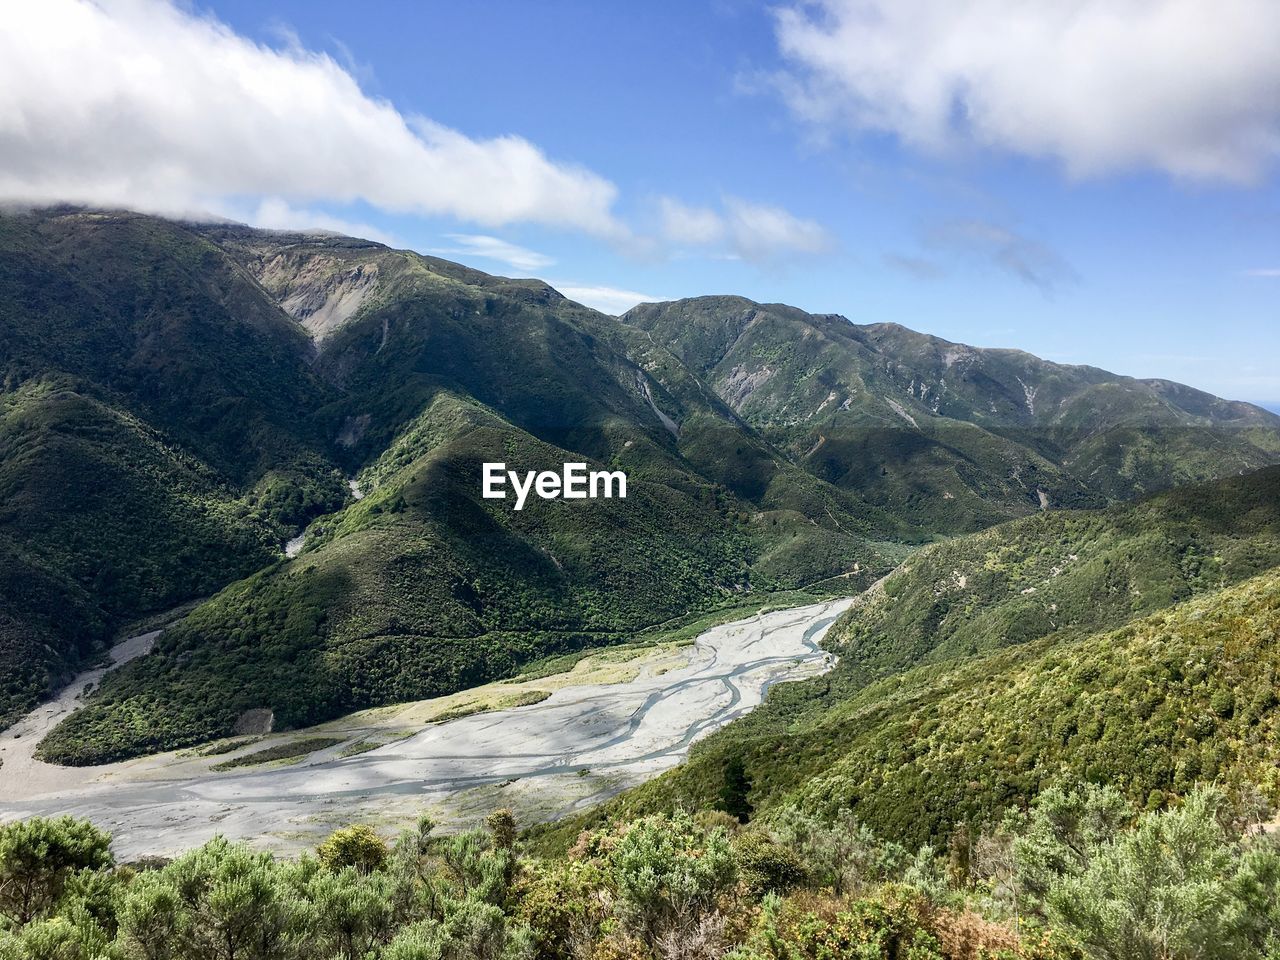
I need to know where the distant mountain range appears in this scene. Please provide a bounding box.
[3,207,1277,761]
[625,297,1280,530]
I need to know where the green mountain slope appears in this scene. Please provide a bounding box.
[0,210,341,480]
[831,464,1280,679]
[600,564,1280,851]
[43,389,881,762]
[0,212,353,726]
[7,207,1278,768]
[796,565,1280,843]
[2,211,899,760]
[542,466,1280,848]
[624,297,1280,531]
[201,223,913,539]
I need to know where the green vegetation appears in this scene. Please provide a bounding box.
[796,567,1280,843]
[430,690,551,725]
[28,355,892,764]
[0,211,349,727]
[5,210,1280,959]
[4,784,1280,958]
[10,209,1275,767]
[830,464,1280,680]
[317,825,389,875]
[208,737,344,771]
[191,737,260,758]
[0,379,285,728]
[624,296,1280,534]
[4,210,907,759]
[529,468,1280,853]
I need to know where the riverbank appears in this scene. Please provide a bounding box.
[0,598,850,858]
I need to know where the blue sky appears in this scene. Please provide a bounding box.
[4,1,1278,405]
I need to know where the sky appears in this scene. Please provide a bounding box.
[1,1,1278,406]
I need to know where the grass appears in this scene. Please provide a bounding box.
[336,732,416,758]
[190,737,261,758]
[429,689,552,724]
[210,737,344,771]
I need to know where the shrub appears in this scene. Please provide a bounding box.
[1044,787,1258,960]
[734,833,806,896]
[769,808,905,896]
[605,812,738,944]
[318,825,389,875]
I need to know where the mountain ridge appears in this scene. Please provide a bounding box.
[623,295,1280,532]
[3,206,1276,762]
[0,209,898,753]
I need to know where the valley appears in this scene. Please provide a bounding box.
[0,597,849,859]
[4,208,1280,958]
[4,5,1279,952]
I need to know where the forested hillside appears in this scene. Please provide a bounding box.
[545,468,1280,847]
[5,206,1277,773]
[0,212,349,728]
[1,209,901,758]
[830,464,1280,678]
[625,297,1280,532]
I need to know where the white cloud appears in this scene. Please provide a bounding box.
[550,283,665,315]
[659,197,727,246]
[0,0,623,235]
[657,195,832,262]
[245,198,400,247]
[724,197,833,260]
[432,235,555,273]
[772,0,1280,182]
[1242,268,1280,278]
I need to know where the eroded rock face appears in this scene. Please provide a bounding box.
[719,364,776,412]
[257,253,381,341]
[233,708,274,735]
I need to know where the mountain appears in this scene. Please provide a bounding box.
[4,207,1276,763]
[624,297,1280,532]
[0,210,351,728]
[0,208,900,756]
[829,463,1280,679]
[541,466,1280,847]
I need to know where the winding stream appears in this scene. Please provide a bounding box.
[0,598,850,858]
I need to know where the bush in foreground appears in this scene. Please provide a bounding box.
[2,785,1279,959]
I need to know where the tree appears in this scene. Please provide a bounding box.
[439,830,516,907]
[1011,781,1131,912]
[306,867,397,959]
[1037,787,1254,960]
[0,914,110,960]
[381,920,446,960]
[717,755,754,824]
[118,837,312,960]
[0,818,113,927]
[484,810,517,852]
[513,860,603,959]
